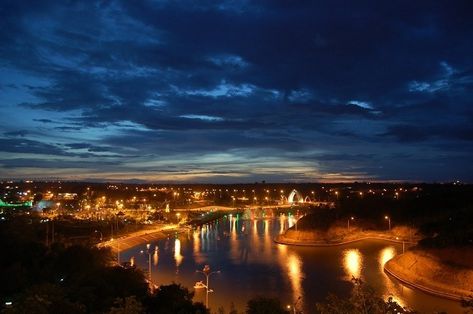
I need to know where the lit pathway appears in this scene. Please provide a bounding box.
[98,224,180,252]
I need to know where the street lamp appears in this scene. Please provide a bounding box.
[385,216,391,231]
[141,243,157,283]
[347,216,354,231]
[195,264,220,308]
[94,230,103,241]
[286,296,302,314]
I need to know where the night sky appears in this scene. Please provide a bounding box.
[1,1,472,183]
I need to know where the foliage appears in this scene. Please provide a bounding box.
[2,283,85,314]
[0,216,205,314]
[143,283,208,314]
[107,296,144,314]
[246,297,289,314]
[316,277,416,314]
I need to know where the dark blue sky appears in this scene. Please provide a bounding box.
[1,1,472,183]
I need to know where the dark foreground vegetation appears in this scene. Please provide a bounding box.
[0,214,207,314]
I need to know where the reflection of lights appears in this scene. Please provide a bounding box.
[253,220,258,235]
[193,230,200,253]
[280,215,285,234]
[232,217,237,230]
[174,238,183,267]
[264,219,269,236]
[288,216,295,228]
[153,247,159,266]
[379,246,395,270]
[343,249,363,278]
[287,253,304,303]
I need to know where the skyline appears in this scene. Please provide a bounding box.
[1,1,473,183]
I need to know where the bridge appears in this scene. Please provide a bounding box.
[0,199,33,208]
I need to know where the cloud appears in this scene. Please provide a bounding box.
[179,114,225,122]
[0,1,472,181]
[347,100,373,110]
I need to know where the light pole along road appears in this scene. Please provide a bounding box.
[141,243,158,285]
[195,264,220,308]
[385,215,391,230]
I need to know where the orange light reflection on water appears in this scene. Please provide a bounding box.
[276,244,304,305]
[153,247,159,266]
[378,246,408,308]
[174,238,183,267]
[279,214,285,234]
[343,249,363,278]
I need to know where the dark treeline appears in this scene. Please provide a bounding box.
[0,215,207,313]
[297,184,473,247]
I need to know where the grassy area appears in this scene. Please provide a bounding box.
[385,248,473,299]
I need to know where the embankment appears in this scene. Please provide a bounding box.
[384,248,473,301]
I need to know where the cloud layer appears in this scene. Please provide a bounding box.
[1,1,472,182]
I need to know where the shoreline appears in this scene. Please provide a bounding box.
[274,232,416,247]
[275,230,472,302]
[98,224,183,252]
[384,250,473,302]
[383,258,463,301]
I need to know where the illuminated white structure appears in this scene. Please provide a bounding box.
[288,189,304,204]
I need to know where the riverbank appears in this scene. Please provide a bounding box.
[384,248,473,301]
[99,224,182,252]
[275,226,418,247]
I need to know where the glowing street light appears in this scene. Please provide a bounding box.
[94,229,103,241]
[141,243,157,284]
[286,296,302,314]
[385,216,391,231]
[195,264,220,308]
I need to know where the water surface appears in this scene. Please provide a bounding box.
[122,216,463,313]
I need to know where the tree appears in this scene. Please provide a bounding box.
[144,284,208,314]
[316,277,416,314]
[246,297,289,314]
[2,283,85,314]
[107,296,144,314]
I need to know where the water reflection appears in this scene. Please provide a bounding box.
[153,246,159,266]
[122,218,462,314]
[378,246,408,307]
[279,214,285,234]
[288,215,295,228]
[343,249,363,278]
[174,238,183,268]
[287,253,304,303]
[379,246,395,270]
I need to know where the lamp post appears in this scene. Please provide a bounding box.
[140,243,153,282]
[195,264,220,308]
[94,230,103,241]
[385,216,391,231]
[141,244,158,290]
[286,296,302,314]
[347,216,354,231]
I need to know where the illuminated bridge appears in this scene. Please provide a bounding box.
[0,199,33,208]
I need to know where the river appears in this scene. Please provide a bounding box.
[121,215,463,313]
